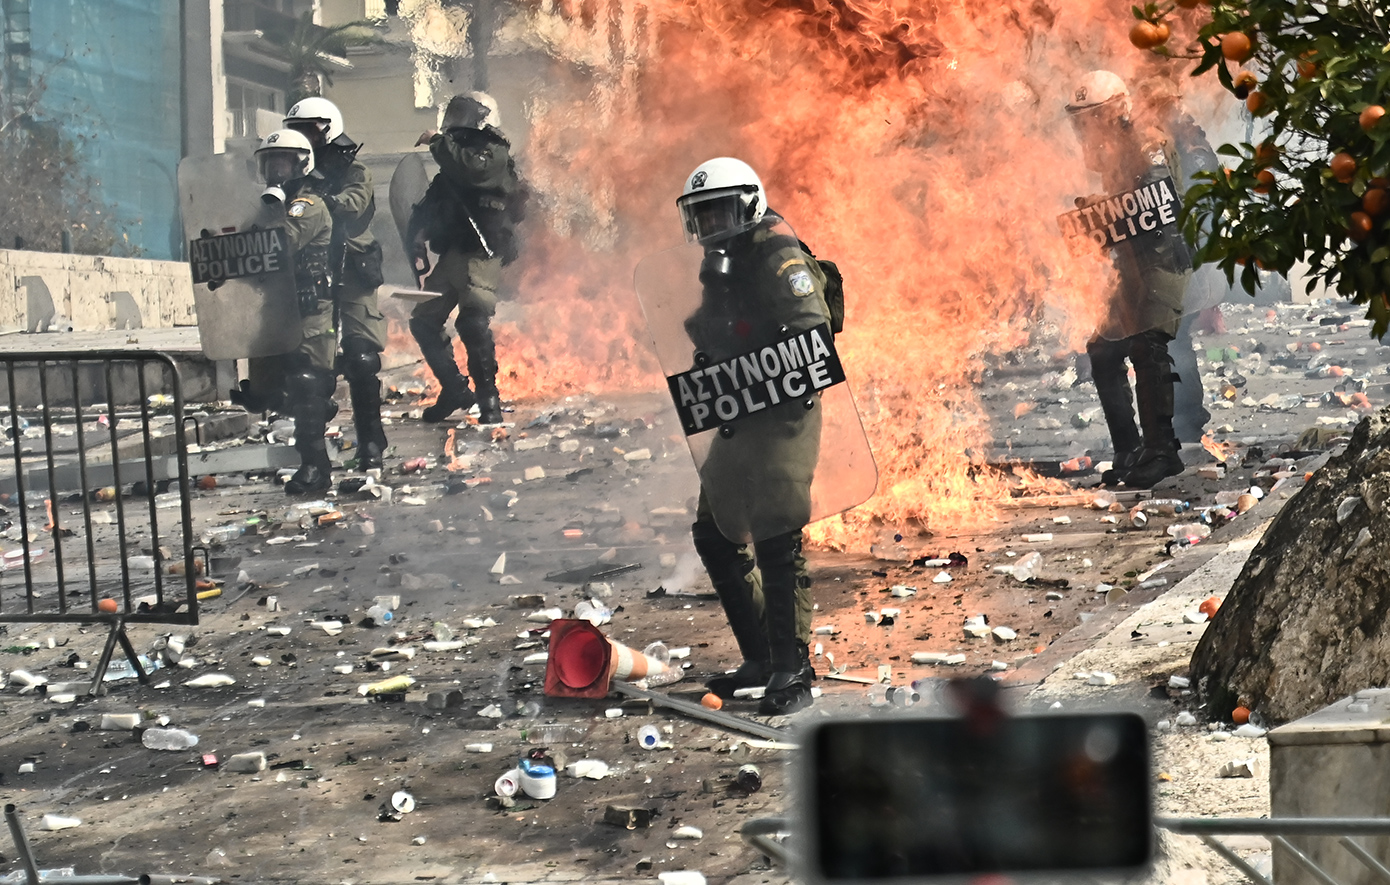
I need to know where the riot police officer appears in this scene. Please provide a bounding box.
[407,92,524,426]
[1067,72,1191,489]
[284,97,390,470]
[248,129,337,494]
[678,157,826,716]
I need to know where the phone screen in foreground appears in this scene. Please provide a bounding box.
[806,713,1152,881]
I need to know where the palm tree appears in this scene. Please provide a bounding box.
[276,13,385,106]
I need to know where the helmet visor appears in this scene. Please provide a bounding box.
[677,187,757,244]
[285,117,330,147]
[258,148,308,187]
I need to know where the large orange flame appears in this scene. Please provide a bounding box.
[416,0,1224,540]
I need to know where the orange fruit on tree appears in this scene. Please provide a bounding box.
[1373,177,1390,189]
[1175,0,1200,7]
[1365,188,1389,217]
[1254,140,1278,166]
[1332,152,1358,183]
[1362,105,1387,132]
[1350,211,1374,241]
[1254,169,1275,194]
[1130,21,1163,49]
[1246,92,1268,114]
[1297,53,1319,79]
[1221,32,1254,63]
[1232,70,1258,98]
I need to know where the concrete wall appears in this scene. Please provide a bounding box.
[0,249,195,334]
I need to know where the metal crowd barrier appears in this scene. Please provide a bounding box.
[0,351,199,695]
[740,817,1390,885]
[5,803,216,885]
[1159,817,1390,885]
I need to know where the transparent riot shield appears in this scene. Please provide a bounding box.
[388,153,441,288]
[1057,170,1218,341]
[634,223,878,544]
[178,154,302,360]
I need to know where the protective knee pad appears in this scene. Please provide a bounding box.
[691,520,747,568]
[409,316,449,349]
[752,530,803,573]
[287,369,335,420]
[454,313,493,343]
[341,340,382,386]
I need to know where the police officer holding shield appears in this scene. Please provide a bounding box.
[407,92,524,426]
[1066,72,1192,489]
[677,158,828,716]
[283,97,390,470]
[246,129,338,494]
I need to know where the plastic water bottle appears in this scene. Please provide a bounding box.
[637,724,662,749]
[1010,551,1042,582]
[202,524,244,545]
[142,727,199,750]
[364,605,393,627]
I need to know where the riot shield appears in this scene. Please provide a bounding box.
[388,152,441,288]
[634,223,878,544]
[178,154,302,360]
[1057,171,1218,340]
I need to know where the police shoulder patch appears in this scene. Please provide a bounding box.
[288,198,311,218]
[788,269,816,297]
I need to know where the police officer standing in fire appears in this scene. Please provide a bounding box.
[408,93,524,426]
[244,129,338,494]
[1066,72,1194,489]
[282,97,391,471]
[677,158,830,716]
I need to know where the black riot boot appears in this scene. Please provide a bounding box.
[1125,331,1185,489]
[410,317,476,423]
[458,314,503,424]
[342,339,388,470]
[285,369,335,495]
[230,380,270,413]
[1087,337,1143,485]
[754,530,813,717]
[692,519,771,699]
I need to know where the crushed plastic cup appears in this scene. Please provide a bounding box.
[494,767,522,797]
[2,547,45,570]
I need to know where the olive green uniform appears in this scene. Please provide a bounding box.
[319,144,389,468]
[322,154,388,352]
[408,125,521,421]
[689,219,830,683]
[1085,141,1195,486]
[247,185,335,392]
[244,180,339,494]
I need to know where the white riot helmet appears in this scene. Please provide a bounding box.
[440,92,500,131]
[1066,70,1131,116]
[284,96,344,143]
[676,157,767,244]
[256,128,316,202]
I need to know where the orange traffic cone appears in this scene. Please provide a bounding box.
[544,619,670,698]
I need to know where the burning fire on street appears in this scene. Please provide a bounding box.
[400,0,1231,544]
